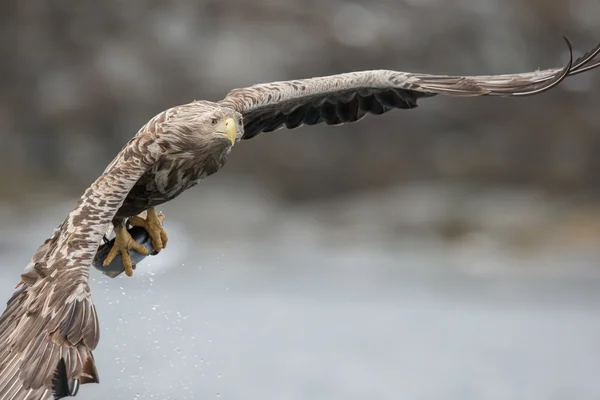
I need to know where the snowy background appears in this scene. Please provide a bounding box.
[1,1,600,399]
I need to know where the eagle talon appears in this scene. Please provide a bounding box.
[127,208,168,253]
[102,225,149,277]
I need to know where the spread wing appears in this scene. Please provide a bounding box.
[219,38,600,140]
[0,135,157,400]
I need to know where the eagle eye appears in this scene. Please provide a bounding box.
[210,118,218,126]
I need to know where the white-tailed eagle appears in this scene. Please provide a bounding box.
[0,38,599,399]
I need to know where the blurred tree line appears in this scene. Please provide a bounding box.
[1,0,599,201]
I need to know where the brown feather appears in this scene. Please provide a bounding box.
[0,135,154,398]
[219,37,600,140]
[0,100,239,399]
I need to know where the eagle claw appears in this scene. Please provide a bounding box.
[102,225,149,277]
[127,208,168,253]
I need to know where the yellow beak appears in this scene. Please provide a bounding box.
[220,118,237,145]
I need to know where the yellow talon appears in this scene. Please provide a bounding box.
[128,208,168,252]
[103,225,149,277]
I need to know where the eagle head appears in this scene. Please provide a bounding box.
[159,101,243,155]
[203,107,243,147]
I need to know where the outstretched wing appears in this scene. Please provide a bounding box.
[219,38,600,140]
[0,134,157,400]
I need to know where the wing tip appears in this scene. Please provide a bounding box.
[49,350,99,398]
[51,358,89,399]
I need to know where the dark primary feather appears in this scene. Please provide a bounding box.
[241,87,431,137]
[219,38,600,140]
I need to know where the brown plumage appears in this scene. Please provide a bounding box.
[0,38,599,399]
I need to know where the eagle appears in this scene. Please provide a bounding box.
[0,37,599,400]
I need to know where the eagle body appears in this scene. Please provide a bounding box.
[113,101,238,220]
[114,129,232,219]
[0,38,598,400]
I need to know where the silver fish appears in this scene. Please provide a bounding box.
[92,226,158,278]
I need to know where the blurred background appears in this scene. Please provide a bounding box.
[1,0,600,399]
